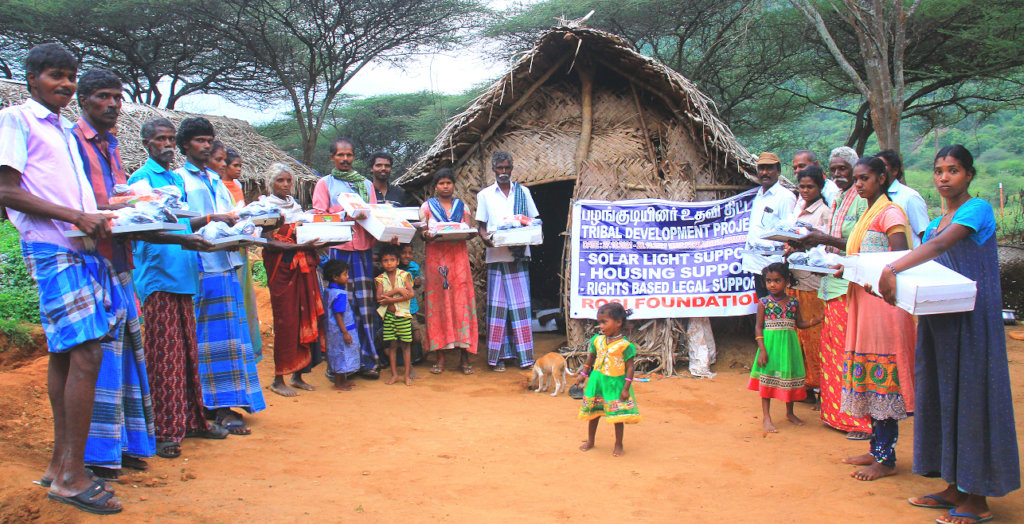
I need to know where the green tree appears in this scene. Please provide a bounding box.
[194,0,488,165]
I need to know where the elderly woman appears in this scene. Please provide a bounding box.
[789,166,830,406]
[419,168,479,374]
[260,163,325,397]
[797,146,871,440]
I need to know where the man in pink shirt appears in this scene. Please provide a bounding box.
[0,44,124,514]
[312,138,381,377]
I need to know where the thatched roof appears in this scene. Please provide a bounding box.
[0,79,318,205]
[396,26,759,188]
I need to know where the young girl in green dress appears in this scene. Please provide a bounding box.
[575,302,642,457]
[749,262,823,433]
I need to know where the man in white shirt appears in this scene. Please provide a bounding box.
[876,149,929,246]
[476,151,540,372]
[743,152,797,297]
[793,149,839,207]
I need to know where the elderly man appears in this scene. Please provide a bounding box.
[793,149,839,206]
[476,151,540,372]
[742,152,796,298]
[0,44,123,514]
[70,68,157,480]
[875,149,929,246]
[129,117,226,459]
[177,117,265,434]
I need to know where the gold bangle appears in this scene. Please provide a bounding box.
[755,336,764,340]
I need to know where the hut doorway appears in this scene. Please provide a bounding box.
[528,180,574,313]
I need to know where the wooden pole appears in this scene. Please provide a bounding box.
[455,54,571,169]
[574,64,594,173]
[629,82,661,180]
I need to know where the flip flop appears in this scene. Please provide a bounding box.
[461,365,474,375]
[430,364,444,375]
[121,455,148,471]
[492,362,506,373]
[185,421,230,439]
[1009,331,1024,341]
[46,479,122,515]
[36,473,113,492]
[846,431,872,441]
[155,441,182,459]
[936,510,994,524]
[909,495,958,509]
[86,466,121,482]
[217,417,251,436]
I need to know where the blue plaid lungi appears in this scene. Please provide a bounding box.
[194,267,266,413]
[485,261,534,366]
[85,271,156,466]
[326,249,378,370]
[21,242,125,352]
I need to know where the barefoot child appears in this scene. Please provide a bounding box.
[375,245,416,385]
[749,262,823,433]
[575,303,641,456]
[399,243,426,364]
[323,260,360,391]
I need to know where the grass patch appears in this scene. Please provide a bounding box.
[252,260,267,287]
[0,317,34,349]
[0,221,39,324]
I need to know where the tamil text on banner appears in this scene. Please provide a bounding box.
[569,190,758,319]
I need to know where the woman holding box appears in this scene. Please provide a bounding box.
[419,168,478,374]
[878,146,1018,523]
[260,164,325,397]
[836,156,916,482]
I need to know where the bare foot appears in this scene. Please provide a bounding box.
[333,383,354,391]
[842,453,875,465]
[851,462,896,481]
[787,413,805,426]
[812,400,821,412]
[268,383,297,397]
[612,443,624,457]
[404,376,414,386]
[385,375,398,385]
[289,377,315,391]
[763,419,778,433]
[579,440,595,451]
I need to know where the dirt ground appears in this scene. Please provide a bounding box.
[1,287,1022,523]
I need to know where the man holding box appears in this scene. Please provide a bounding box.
[477,151,539,372]
[0,43,123,514]
[312,137,381,378]
[71,68,156,479]
[742,152,796,298]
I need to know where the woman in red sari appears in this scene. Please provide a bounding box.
[420,168,478,374]
[260,164,325,397]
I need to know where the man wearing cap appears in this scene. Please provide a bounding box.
[742,152,796,298]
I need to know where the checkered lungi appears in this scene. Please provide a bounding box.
[21,242,125,352]
[326,249,378,370]
[194,267,265,413]
[485,261,534,366]
[84,271,156,466]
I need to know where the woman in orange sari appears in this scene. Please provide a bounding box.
[260,163,325,397]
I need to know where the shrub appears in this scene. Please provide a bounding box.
[0,222,39,323]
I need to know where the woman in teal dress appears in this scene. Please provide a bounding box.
[878,145,1019,524]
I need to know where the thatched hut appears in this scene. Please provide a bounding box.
[0,79,317,206]
[395,26,759,374]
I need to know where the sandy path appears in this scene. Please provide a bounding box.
[1,288,1022,523]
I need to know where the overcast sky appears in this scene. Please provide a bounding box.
[175,1,528,124]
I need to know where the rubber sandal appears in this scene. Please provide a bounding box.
[46,479,122,515]
[936,510,994,523]
[155,441,182,459]
[908,495,958,510]
[86,466,121,482]
[846,431,872,441]
[36,473,113,492]
[430,364,444,375]
[216,416,251,436]
[185,421,229,439]
[492,362,506,373]
[122,455,148,471]
[461,365,474,375]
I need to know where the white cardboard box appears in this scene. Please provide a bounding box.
[356,204,416,243]
[492,225,543,247]
[296,222,353,244]
[394,207,421,222]
[335,193,373,219]
[844,250,976,315]
[64,222,185,238]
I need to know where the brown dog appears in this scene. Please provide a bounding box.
[528,352,576,396]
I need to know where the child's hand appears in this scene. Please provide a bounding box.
[343,332,353,345]
[574,374,587,387]
[757,349,768,367]
[619,388,630,401]
[813,314,825,325]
